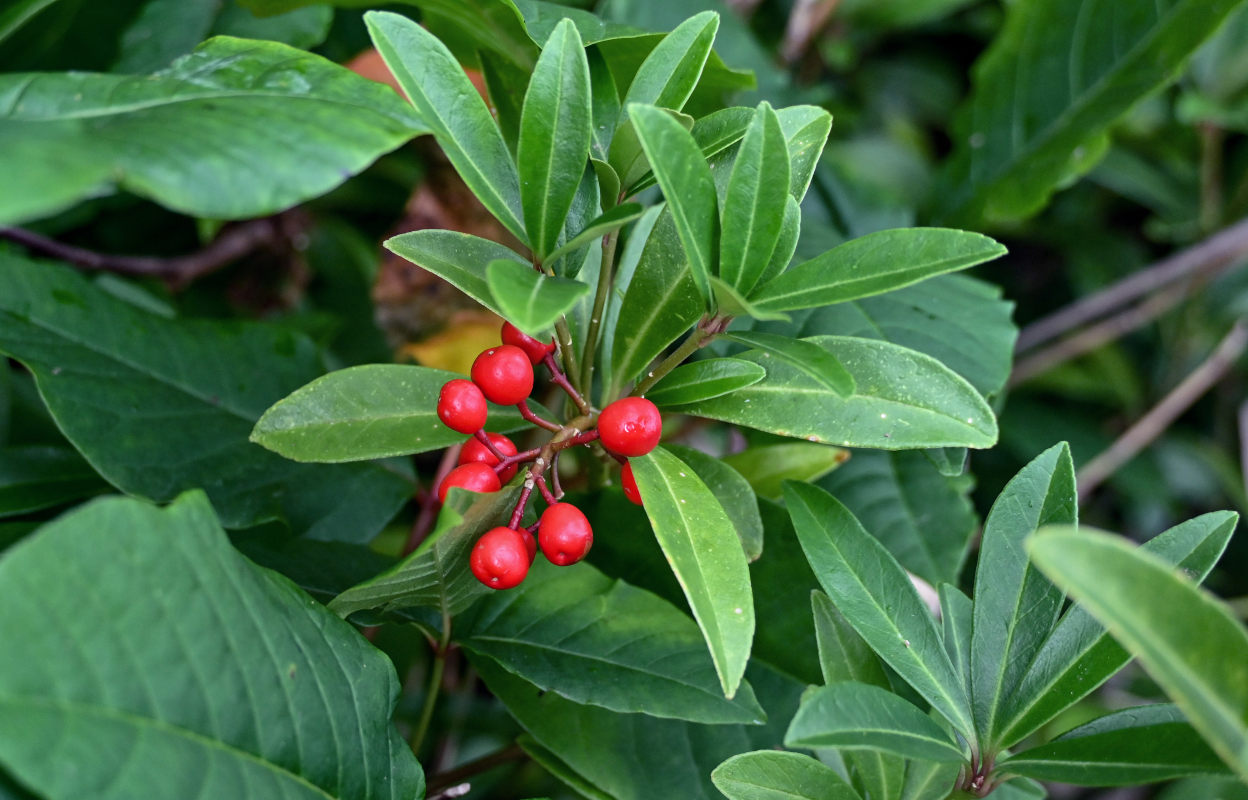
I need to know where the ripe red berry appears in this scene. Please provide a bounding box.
[437,462,502,504]
[538,503,593,566]
[597,397,662,457]
[437,379,488,434]
[471,345,534,405]
[621,461,642,505]
[501,321,557,365]
[516,526,538,564]
[470,527,531,589]
[459,433,520,483]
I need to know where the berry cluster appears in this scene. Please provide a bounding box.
[434,322,661,590]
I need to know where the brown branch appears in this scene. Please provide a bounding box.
[0,219,282,290]
[1017,217,1248,353]
[426,743,527,795]
[1077,320,1248,503]
[781,0,840,65]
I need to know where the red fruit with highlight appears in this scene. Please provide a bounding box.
[538,502,593,566]
[470,527,530,589]
[621,461,642,505]
[437,462,501,504]
[460,433,520,483]
[437,379,488,434]
[517,526,537,564]
[501,321,556,365]
[598,397,662,457]
[472,345,535,405]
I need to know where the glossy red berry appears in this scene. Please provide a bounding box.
[470,527,530,589]
[597,397,662,457]
[621,461,642,505]
[437,462,501,504]
[501,321,556,365]
[539,502,593,566]
[517,526,538,564]
[459,433,520,483]
[471,345,534,405]
[437,379,488,434]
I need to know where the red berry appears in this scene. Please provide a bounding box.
[621,461,642,505]
[517,526,538,564]
[459,433,520,483]
[438,462,501,504]
[472,345,534,405]
[597,397,662,457]
[437,379,488,434]
[501,321,557,365]
[539,503,593,566]
[470,527,531,589]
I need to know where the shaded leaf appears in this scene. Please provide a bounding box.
[939,584,973,696]
[0,446,106,516]
[384,229,528,318]
[812,590,889,688]
[722,331,854,397]
[723,443,849,501]
[546,203,645,265]
[749,500,823,686]
[712,751,861,800]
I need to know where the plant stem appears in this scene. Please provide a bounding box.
[553,317,582,400]
[579,229,620,392]
[1200,122,1225,234]
[632,317,726,396]
[517,399,561,432]
[543,353,592,416]
[425,743,527,795]
[410,610,452,757]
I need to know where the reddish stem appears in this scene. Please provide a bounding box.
[517,399,561,432]
[543,353,591,415]
[536,475,558,505]
[473,429,507,460]
[508,483,534,530]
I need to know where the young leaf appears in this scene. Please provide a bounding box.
[721,331,855,397]
[486,259,591,338]
[750,228,1007,313]
[365,11,527,243]
[0,37,424,227]
[776,105,834,202]
[384,229,529,318]
[674,336,997,450]
[971,442,1076,747]
[630,103,717,305]
[666,444,764,561]
[250,365,535,462]
[625,105,753,197]
[785,682,966,762]
[712,751,861,800]
[618,10,718,116]
[545,203,646,266]
[939,583,973,695]
[812,590,889,688]
[783,481,974,740]
[719,102,791,296]
[1028,527,1248,780]
[645,358,767,407]
[710,275,793,323]
[455,558,766,724]
[996,511,1238,747]
[999,704,1229,786]
[0,493,424,799]
[518,19,592,259]
[723,443,849,501]
[754,195,802,287]
[630,446,755,699]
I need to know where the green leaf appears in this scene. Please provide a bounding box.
[719,103,790,296]
[487,259,592,338]
[519,19,592,258]
[0,492,423,799]
[384,229,528,318]
[939,584,973,697]
[330,485,524,621]
[588,45,620,160]
[516,734,615,800]
[209,3,333,50]
[0,0,59,44]
[1029,527,1248,780]
[901,760,962,800]
[783,481,974,740]
[935,0,1246,224]
[618,10,718,116]
[480,49,528,155]
[625,105,755,198]
[971,443,1077,747]
[0,36,423,226]
[722,331,855,397]
[546,203,645,266]
[250,365,536,463]
[749,501,823,686]
[999,704,1229,786]
[812,590,889,688]
[723,443,849,501]
[786,682,966,762]
[751,229,1007,313]
[710,276,793,323]
[997,511,1238,747]
[0,253,410,539]
[456,558,765,724]
[0,446,106,516]
[776,106,834,202]
[630,103,717,305]
[646,358,766,407]
[712,751,861,800]
[631,447,754,699]
[114,0,219,74]
[365,10,527,243]
[676,336,997,450]
[666,444,764,561]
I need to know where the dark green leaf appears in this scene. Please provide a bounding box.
[722,331,855,397]
[209,3,333,49]
[751,229,1006,313]
[0,492,423,799]
[712,751,861,800]
[456,558,765,724]
[710,276,793,323]
[113,0,218,74]
[787,682,966,762]
[723,443,849,501]
[900,760,961,800]
[0,446,106,516]
[749,500,823,685]
[812,590,889,688]
[755,196,801,288]
[618,10,718,116]
[546,203,645,266]
[487,259,592,338]
[0,253,410,539]
[1029,527,1248,780]
[0,0,60,44]
[384,229,528,318]
[0,37,423,226]
[631,447,754,699]
[646,358,766,407]
[481,49,528,156]
[588,45,620,160]
[519,19,592,258]
[516,734,615,800]
[366,10,527,243]
[937,584,973,697]
[783,481,974,739]
[719,103,790,296]
[666,444,764,561]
